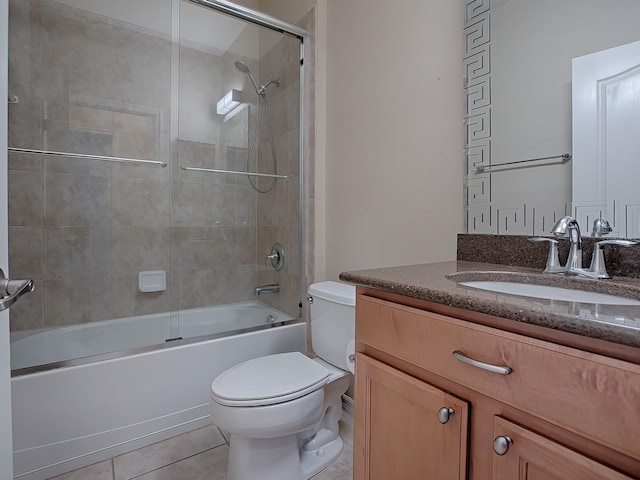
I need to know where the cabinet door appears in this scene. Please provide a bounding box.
[354,353,469,480]
[492,417,634,480]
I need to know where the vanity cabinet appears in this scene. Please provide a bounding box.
[355,353,468,479]
[353,290,640,479]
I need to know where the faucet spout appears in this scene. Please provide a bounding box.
[551,216,583,272]
[255,283,280,296]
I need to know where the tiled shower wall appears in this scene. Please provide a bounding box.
[7,0,302,332]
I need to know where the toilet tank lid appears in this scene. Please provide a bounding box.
[308,281,355,306]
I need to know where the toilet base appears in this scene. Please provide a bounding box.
[300,431,344,479]
[226,430,344,480]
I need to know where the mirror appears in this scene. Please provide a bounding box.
[463,0,640,237]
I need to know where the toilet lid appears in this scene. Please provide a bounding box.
[211,352,330,407]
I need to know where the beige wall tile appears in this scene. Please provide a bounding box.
[8,171,42,226]
[131,179,170,227]
[43,174,92,226]
[43,227,90,280]
[9,226,42,279]
[9,280,44,331]
[43,279,91,326]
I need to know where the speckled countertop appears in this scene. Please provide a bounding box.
[339,261,640,350]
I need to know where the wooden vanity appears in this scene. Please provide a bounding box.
[341,263,640,479]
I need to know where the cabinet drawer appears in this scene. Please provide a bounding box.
[356,294,640,461]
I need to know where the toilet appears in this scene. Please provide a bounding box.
[209,281,355,480]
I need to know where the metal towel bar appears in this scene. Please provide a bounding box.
[475,153,571,173]
[181,164,291,179]
[8,147,168,168]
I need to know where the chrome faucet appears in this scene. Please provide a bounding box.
[576,239,638,279]
[591,218,612,237]
[551,216,583,273]
[255,284,280,296]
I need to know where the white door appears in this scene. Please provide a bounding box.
[572,39,640,237]
[0,0,14,477]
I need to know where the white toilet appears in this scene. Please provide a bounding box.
[209,281,355,480]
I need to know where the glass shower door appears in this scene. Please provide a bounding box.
[7,0,175,370]
[173,1,303,339]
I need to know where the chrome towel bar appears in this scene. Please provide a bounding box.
[8,147,168,168]
[475,153,571,173]
[181,164,291,179]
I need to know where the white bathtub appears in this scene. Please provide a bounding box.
[10,302,306,480]
[11,301,293,371]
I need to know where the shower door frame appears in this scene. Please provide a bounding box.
[1,0,14,476]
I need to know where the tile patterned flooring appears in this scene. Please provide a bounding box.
[49,416,353,480]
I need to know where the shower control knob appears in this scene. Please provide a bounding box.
[266,243,285,271]
[493,435,513,455]
[437,407,455,424]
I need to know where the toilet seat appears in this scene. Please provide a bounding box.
[211,352,330,407]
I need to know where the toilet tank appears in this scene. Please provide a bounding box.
[308,281,355,371]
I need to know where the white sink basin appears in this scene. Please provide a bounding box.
[460,281,640,305]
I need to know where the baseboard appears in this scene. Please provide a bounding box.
[341,394,354,417]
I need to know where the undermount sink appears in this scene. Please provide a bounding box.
[460,280,640,306]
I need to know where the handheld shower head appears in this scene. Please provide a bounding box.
[234,60,280,97]
[234,60,260,96]
[234,60,250,74]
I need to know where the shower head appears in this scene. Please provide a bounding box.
[234,60,251,74]
[234,60,260,95]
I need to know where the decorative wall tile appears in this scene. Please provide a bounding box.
[464,76,491,115]
[464,174,490,204]
[465,140,490,175]
[466,204,493,234]
[464,13,489,56]
[464,0,490,23]
[465,107,491,145]
[532,205,569,236]
[463,45,490,86]
[573,203,618,238]
[626,204,640,238]
[497,206,530,235]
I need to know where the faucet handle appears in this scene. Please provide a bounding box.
[588,239,638,279]
[265,243,285,271]
[528,237,563,273]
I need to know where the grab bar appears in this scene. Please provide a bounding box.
[181,165,291,179]
[475,153,571,173]
[8,147,168,168]
[0,268,34,312]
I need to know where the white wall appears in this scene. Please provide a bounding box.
[324,0,463,279]
[259,0,315,24]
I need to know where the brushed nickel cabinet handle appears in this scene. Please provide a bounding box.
[452,350,512,375]
[437,407,454,424]
[493,435,513,455]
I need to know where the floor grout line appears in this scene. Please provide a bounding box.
[126,444,229,480]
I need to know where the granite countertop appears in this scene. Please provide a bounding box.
[339,261,640,350]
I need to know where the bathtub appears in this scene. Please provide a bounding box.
[10,302,306,480]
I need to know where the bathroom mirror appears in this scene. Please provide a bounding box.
[463,0,640,237]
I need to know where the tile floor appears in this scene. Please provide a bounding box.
[49,415,353,480]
